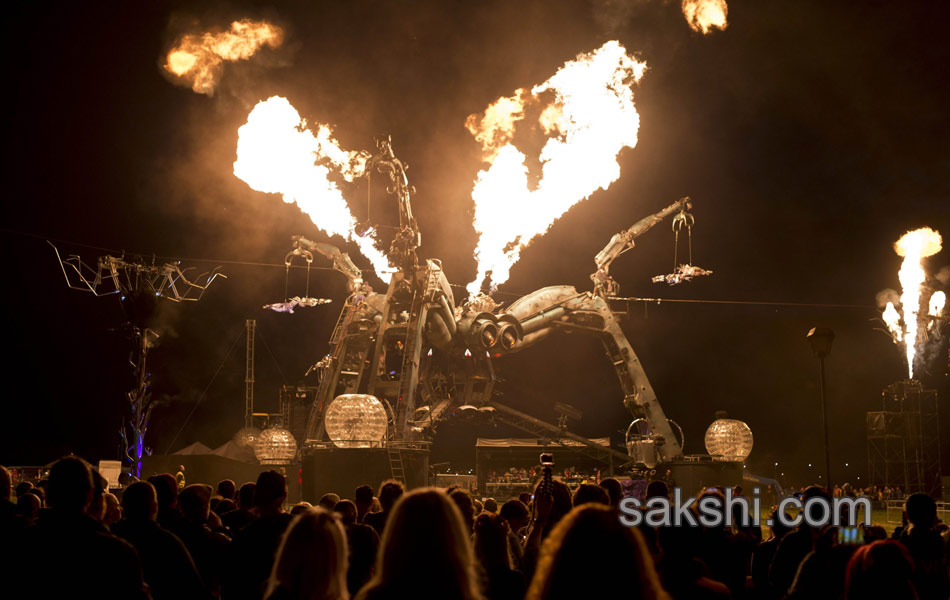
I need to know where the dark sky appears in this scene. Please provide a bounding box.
[2,0,948,487]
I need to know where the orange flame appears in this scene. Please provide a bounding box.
[930,291,946,318]
[164,20,284,95]
[233,96,394,279]
[890,227,942,378]
[682,0,728,34]
[465,41,647,296]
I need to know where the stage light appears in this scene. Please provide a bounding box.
[324,394,388,448]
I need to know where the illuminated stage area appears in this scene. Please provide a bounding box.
[4,0,948,520]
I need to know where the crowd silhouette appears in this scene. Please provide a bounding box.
[1,457,947,599]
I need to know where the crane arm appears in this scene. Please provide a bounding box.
[591,197,691,296]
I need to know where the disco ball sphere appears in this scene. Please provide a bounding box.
[325,394,388,448]
[704,418,754,462]
[233,426,261,448]
[253,427,297,464]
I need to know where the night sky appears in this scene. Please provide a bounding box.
[3,0,948,488]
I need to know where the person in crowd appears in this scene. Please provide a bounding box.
[474,511,526,600]
[692,487,749,597]
[844,540,919,600]
[450,487,477,532]
[526,504,668,600]
[363,479,404,536]
[655,519,730,599]
[177,464,187,489]
[354,485,374,523]
[522,479,573,578]
[15,480,34,498]
[216,497,237,515]
[318,492,341,511]
[12,456,150,599]
[173,483,231,595]
[335,498,380,596]
[769,485,832,595]
[474,499,484,514]
[149,472,183,530]
[112,480,208,600]
[598,478,623,508]
[637,480,671,556]
[784,540,857,600]
[483,497,498,514]
[292,501,314,516]
[217,479,236,502]
[355,488,483,600]
[17,491,41,525]
[264,507,350,600]
[898,492,949,600]
[225,470,294,600]
[751,508,793,598]
[518,492,532,507]
[86,470,110,523]
[222,481,257,533]
[571,483,609,507]
[499,499,530,573]
[103,491,122,526]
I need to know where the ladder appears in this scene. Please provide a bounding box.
[387,446,406,484]
[304,301,358,440]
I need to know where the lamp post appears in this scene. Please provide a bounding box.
[807,327,835,490]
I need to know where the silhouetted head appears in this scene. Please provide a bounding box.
[354,484,374,514]
[148,473,179,510]
[216,498,236,514]
[216,479,236,500]
[483,497,498,514]
[378,480,404,512]
[500,499,529,531]
[179,484,213,523]
[48,456,94,513]
[16,480,33,498]
[645,480,668,500]
[365,488,481,600]
[237,482,256,509]
[265,508,349,600]
[334,499,358,525]
[318,493,341,511]
[845,540,917,600]
[17,492,40,520]
[532,479,574,532]
[291,501,313,516]
[122,481,158,521]
[474,511,512,571]
[527,504,669,600]
[572,483,609,507]
[254,470,287,512]
[904,493,937,529]
[599,478,623,507]
[103,492,121,525]
[450,488,476,531]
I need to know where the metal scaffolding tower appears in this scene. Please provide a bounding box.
[867,380,941,497]
[245,319,256,428]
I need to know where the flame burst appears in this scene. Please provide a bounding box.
[233,96,394,279]
[164,20,284,95]
[682,0,728,34]
[886,227,943,378]
[465,41,647,296]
